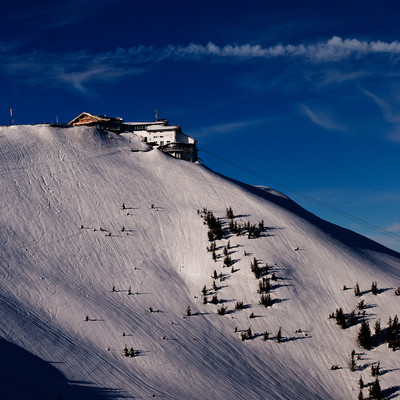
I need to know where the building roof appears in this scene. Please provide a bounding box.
[68,112,122,126]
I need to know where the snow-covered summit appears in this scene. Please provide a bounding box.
[0,124,399,399]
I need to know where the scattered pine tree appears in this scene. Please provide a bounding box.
[247,327,253,339]
[235,301,244,310]
[211,294,218,304]
[226,207,234,219]
[359,376,364,389]
[186,306,192,316]
[259,293,273,307]
[371,281,378,295]
[369,378,382,400]
[386,314,400,350]
[357,300,366,310]
[276,327,282,343]
[349,310,357,326]
[349,350,356,371]
[371,362,380,377]
[335,307,347,329]
[217,305,227,315]
[357,321,372,350]
[223,255,232,268]
[354,283,361,297]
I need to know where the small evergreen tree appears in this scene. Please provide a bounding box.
[354,283,361,297]
[211,294,218,304]
[357,300,366,310]
[357,321,372,350]
[349,310,357,326]
[386,314,399,349]
[369,378,382,400]
[202,285,207,296]
[203,296,208,304]
[186,306,192,316]
[371,281,378,295]
[358,376,364,389]
[212,270,218,279]
[263,331,269,341]
[249,312,255,319]
[235,301,244,310]
[374,319,381,336]
[226,207,234,219]
[276,327,282,343]
[212,280,218,291]
[349,350,356,371]
[223,246,228,256]
[395,287,400,296]
[335,308,347,329]
[358,389,363,400]
[371,362,380,377]
[247,327,253,339]
[259,293,273,307]
[217,305,227,315]
[223,255,232,268]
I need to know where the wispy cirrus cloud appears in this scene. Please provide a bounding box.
[361,87,400,143]
[3,36,400,94]
[88,36,400,63]
[191,117,271,138]
[301,105,345,131]
[386,222,400,233]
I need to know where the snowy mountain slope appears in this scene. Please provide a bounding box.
[0,124,399,400]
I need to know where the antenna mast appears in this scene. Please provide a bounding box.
[154,108,158,121]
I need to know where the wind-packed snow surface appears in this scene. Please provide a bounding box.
[0,125,399,400]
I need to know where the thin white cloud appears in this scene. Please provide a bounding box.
[51,36,400,66]
[192,117,271,138]
[361,87,400,143]
[301,105,345,131]
[386,222,400,233]
[4,36,400,93]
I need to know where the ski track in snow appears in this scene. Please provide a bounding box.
[0,125,399,399]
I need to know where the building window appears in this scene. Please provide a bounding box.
[160,141,164,145]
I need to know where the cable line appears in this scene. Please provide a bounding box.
[198,147,400,242]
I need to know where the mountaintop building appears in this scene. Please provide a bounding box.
[68,112,197,162]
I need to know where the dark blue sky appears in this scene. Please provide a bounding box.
[2,0,400,250]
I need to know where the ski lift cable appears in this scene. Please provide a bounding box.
[198,147,400,242]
